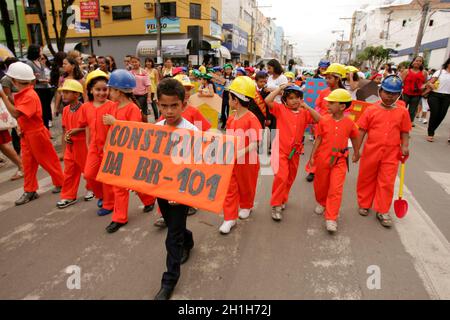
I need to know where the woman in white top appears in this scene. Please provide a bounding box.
[425,57,450,142]
[161,59,174,79]
[266,59,288,103]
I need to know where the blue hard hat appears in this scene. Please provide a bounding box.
[380,75,403,93]
[284,85,303,93]
[213,66,223,72]
[236,67,246,75]
[318,60,331,68]
[181,66,188,72]
[108,69,136,92]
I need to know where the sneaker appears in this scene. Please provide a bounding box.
[57,199,78,209]
[306,173,315,182]
[187,207,198,216]
[84,191,95,201]
[106,221,127,234]
[143,204,155,213]
[238,209,252,220]
[376,213,393,228]
[219,220,237,234]
[314,205,325,215]
[358,208,370,216]
[10,170,24,181]
[97,208,113,216]
[326,220,338,233]
[15,192,39,206]
[154,217,167,228]
[271,206,283,222]
[97,199,103,208]
[51,186,62,194]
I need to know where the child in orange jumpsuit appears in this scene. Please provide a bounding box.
[219,76,262,235]
[102,70,157,233]
[356,75,411,228]
[306,63,347,183]
[0,62,63,206]
[79,70,117,216]
[56,80,94,208]
[265,84,321,222]
[309,89,360,233]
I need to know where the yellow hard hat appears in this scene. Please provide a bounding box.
[345,66,359,74]
[58,79,84,94]
[324,89,353,103]
[323,63,347,78]
[228,76,256,101]
[284,72,295,79]
[85,70,109,88]
[174,74,194,88]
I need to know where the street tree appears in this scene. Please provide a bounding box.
[357,46,391,70]
[34,0,75,55]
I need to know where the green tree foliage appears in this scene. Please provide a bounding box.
[357,46,391,70]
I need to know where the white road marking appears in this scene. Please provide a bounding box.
[425,171,450,195]
[0,176,53,213]
[394,179,450,300]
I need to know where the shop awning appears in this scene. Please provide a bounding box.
[136,39,191,57]
[218,46,231,59]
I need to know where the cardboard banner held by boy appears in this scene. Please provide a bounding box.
[97,121,237,213]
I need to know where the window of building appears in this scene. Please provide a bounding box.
[24,0,40,14]
[402,20,407,27]
[429,19,434,27]
[28,23,43,46]
[211,7,218,22]
[190,3,201,19]
[161,2,177,17]
[244,10,253,24]
[112,5,131,20]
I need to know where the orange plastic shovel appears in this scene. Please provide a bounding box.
[394,156,408,219]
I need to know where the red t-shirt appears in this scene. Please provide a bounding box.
[357,102,411,148]
[182,106,212,131]
[315,116,359,165]
[113,102,142,122]
[226,111,262,165]
[79,100,117,148]
[271,102,313,155]
[315,88,331,116]
[62,104,86,141]
[14,86,45,133]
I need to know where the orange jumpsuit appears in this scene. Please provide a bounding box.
[14,87,64,192]
[79,101,116,210]
[313,116,359,221]
[60,103,91,200]
[271,102,313,207]
[357,102,412,214]
[110,102,156,224]
[306,88,331,175]
[223,111,262,221]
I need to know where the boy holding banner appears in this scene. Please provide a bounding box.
[153,78,197,300]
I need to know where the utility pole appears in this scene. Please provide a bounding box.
[156,0,163,64]
[414,0,431,56]
[341,16,355,62]
[385,10,393,48]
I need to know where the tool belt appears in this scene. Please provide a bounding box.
[289,137,305,160]
[330,147,350,172]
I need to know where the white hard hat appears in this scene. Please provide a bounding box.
[5,62,36,81]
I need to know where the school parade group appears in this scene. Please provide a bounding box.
[1,44,450,300]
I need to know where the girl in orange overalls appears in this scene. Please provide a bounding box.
[79,70,117,216]
[306,63,347,183]
[265,84,321,222]
[309,89,360,233]
[102,69,156,233]
[56,80,94,208]
[356,75,411,228]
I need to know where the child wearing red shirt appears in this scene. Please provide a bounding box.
[57,80,93,208]
[0,62,63,205]
[356,75,411,228]
[220,76,262,235]
[265,84,321,222]
[309,89,360,233]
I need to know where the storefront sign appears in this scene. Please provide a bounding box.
[223,24,248,54]
[145,18,181,34]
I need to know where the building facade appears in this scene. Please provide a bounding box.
[0,0,28,56]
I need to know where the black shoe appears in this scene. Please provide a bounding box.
[306,173,315,182]
[106,221,127,234]
[15,192,39,206]
[181,248,192,265]
[187,207,198,216]
[52,186,62,194]
[143,204,155,213]
[154,287,174,300]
